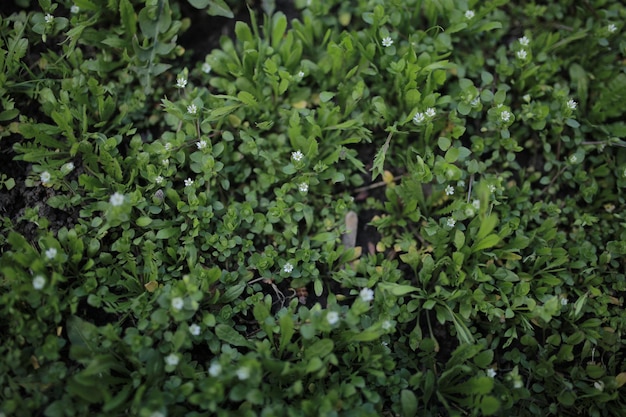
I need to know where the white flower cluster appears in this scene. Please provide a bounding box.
[413,107,436,124]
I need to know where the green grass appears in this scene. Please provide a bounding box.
[1,0,626,416]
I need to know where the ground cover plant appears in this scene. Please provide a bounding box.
[1,0,626,415]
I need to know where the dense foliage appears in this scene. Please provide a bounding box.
[1,0,626,416]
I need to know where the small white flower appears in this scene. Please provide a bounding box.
[523,94,531,102]
[283,262,294,273]
[70,5,79,13]
[445,185,454,196]
[472,199,481,210]
[236,366,250,380]
[464,207,475,217]
[297,70,305,79]
[608,23,617,33]
[487,368,497,378]
[196,140,207,150]
[519,36,530,46]
[202,62,212,73]
[298,182,308,193]
[413,112,425,124]
[209,362,222,376]
[513,379,523,389]
[359,287,374,302]
[516,49,527,60]
[470,97,480,107]
[327,311,339,325]
[569,154,578,164]
[187,104,197,115]
[45,247,57,260]
[44,13,54,24]
[155,175,164,185]
[189,324,201,336]
[382,320,392,330]
[488,184,496,193]
[40,171,51,184]
[501,110,512,122]
[176,75,187,89]
[425,107,436,118]
[567,99,577,110]
[594,381,604,391]
[162,158,169,166]
[32,275,46,290]
[381,36,393,47]
[465,10,475,20]
[560,298,569,306]
[291,150,304,162]
[165,353,179,367]
[171,297,184,311]
[109,192,124,206]
[184,178,194,187]
[446,217,456,228]
[165,143,172,151]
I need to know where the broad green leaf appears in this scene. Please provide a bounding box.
[480,396,501,415]
[278,314,295,355]
[271,13,287,49]
[473,350,494,368]
[320,91,335,102]
[215,324,250,347]
[378,282,419,296]
[237,91,257,106]
[136,216,152,227]
[476,213,498,242]
[304,339,334,359]
[156,227,179,239]
[66,315,101,362]
[401,390,418,417]
[119,0,137,37]
[207,0,234,18]
[477,21,503,32]
[188,0,210,7]
[472,234,500,252]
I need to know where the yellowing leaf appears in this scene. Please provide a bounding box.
[144,280,158,292]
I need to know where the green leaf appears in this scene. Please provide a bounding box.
[475,213,498,242]
[304,339,334,359]
[156,227,179,239]
[188,0,210,8]
[477,21,503,32]
[480,396,501,415]
[237,91,258,106]
[278,314,295,355]
[405,89,421,108]
[472,234,500,252]
[207,0,234,18]
[119,0,137,37]
[473,350,494,368]
[371,132,392,181]
[401,390,418,417]
[378,282,419,296]
[320,91,335,102]
[136,216,152,227]
[271,12,287,49]
[66,315,101,362]
[215,324,250,347]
